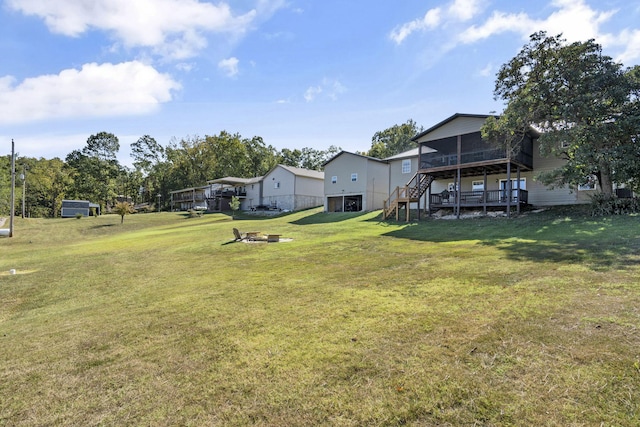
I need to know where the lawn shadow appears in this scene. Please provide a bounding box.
[383,215,640,271]
[290,211,371,225]
[90,223,118,229]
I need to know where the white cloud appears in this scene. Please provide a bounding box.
[460,0,615,45]
[304,86,322,102]
[541,0,615,42]
[448,0,484,22]
[303,78,346,103]
[478,62,493,77]
[390,8,442,45]
[394,0,640,65]
[218,57,239,77]
[390,0,486,44]
[323,78,347,101]
[458,11,533,44]
[176,62,196,72]
[608,29,640,64]
[0,61,181,125]
[5,0,266,60]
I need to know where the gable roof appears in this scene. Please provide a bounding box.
[170,185,209,194]
[208,177,256,185]
[384,147,420,161]
[272,164,324,180]
[323,150,389,166]
[411,113,493,142]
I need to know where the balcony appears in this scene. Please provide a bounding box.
[419,131,534,178]
[172,193,207,203]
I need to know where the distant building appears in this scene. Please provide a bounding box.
[61,200,100,217]
[170,165,324,213]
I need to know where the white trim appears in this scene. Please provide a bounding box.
[472,180,484,191]
[578,175,597,191]
[401,159,411,174]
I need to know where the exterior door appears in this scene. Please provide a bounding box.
[500,179,526,201]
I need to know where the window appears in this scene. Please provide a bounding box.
[402,159,411,174]
[274,181,280,189]
[578,175,597,191]
[351,173,358,182]
[472,180,484,191]
[331,176,337,184]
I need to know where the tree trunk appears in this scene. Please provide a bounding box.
[598,159,614,195]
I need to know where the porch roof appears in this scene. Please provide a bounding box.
[422,159,532,180]
[208,177,257,186]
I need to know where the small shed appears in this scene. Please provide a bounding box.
[61,200,100,217]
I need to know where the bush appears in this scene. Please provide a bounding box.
[590,193,640,216]
[75,212,83,219]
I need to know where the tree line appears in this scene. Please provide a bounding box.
[0,132,341,218]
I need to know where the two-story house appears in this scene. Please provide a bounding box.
[383,113,594,220]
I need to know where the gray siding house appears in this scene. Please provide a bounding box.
[323,151,390,212]
[383,113,599,220]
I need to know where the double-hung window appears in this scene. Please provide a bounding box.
[402,159,411,174]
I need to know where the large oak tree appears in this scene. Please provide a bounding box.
[483,32,640,195]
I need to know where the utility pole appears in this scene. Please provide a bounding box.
[9,139,15,237]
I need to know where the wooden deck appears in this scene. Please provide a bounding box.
[429,189,528,210]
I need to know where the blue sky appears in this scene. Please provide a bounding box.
[1,0,640,166]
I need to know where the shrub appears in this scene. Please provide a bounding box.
[590,193,640,216]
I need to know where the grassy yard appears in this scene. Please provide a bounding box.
[1,208,639,426]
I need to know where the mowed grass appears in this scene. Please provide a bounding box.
[1,208,639,426]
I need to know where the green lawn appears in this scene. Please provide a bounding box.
[1,208,639,426]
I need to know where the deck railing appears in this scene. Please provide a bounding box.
[430,189,528,207]
[172,194,207,203]
[420,148,533,170]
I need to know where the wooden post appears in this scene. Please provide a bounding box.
[483,168,487,215]
[416,172,421,221]
[9,139,15,237]
[456,135,461,219]
[506,162,511,218]
[427,175,432,217]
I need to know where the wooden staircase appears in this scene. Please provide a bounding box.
[383,173,434,221]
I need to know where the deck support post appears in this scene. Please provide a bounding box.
[483,169,487,215]
[517,166,521,215]
[427,175,432,217]
[506,162,512,218]
[456,135,461,219]
[417,172,421,221]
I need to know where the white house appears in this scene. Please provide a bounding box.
[261,165,324,211]
[170,165,324,213]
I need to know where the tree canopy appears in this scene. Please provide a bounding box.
[482,31,640,194]
[4,129,340,218]
[367,119,423,159]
